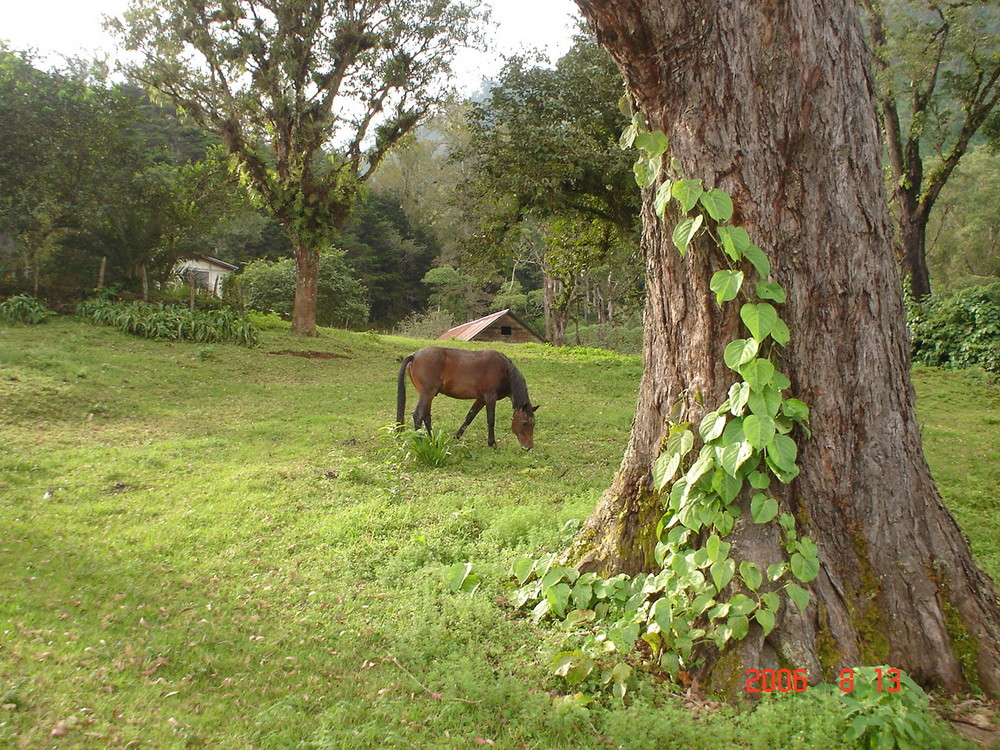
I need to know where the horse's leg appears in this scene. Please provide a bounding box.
[456,399,485,440]
[485,398,497,447]
[413,393,434,433]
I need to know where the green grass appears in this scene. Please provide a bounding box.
[912,366,1000,576]
[0,319,993,748]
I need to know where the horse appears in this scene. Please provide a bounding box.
[396,346,539,449]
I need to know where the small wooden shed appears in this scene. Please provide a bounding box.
[438,309,546,345]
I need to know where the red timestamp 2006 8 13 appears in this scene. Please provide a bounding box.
[745,667,903,693]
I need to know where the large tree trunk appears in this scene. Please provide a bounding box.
[571,0,1000,694]
[291,242,320,337]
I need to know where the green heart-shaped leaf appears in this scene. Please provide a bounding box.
[699,188,734,222]
[671,179,704,212]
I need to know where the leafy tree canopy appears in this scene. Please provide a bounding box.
[455,32,643,343]
[462,32,639,253]
[927,144,1000,292]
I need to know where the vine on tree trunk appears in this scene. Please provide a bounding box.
[494,106,822,695]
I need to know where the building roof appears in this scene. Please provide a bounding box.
[438,309,545,343]
[177,255,239,272]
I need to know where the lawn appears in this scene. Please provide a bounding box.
[0,318,995,748]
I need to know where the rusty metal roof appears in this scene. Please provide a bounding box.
[438,309,511,341]
[437,309,545,343]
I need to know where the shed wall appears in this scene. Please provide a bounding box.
[474,320,543,344]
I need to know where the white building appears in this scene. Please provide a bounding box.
[173,256,238,298]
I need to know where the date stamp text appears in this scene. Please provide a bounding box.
[745,667,902,693]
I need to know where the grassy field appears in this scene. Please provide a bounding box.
[0,318,996,749]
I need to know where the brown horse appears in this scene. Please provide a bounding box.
[397,346,538,449]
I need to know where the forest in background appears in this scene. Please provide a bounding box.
[2,4,999,349]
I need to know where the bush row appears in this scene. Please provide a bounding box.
[75,298,259,347]
[907,283,1000,373]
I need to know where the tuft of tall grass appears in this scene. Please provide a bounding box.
[393,427,464,466]
[0,294,54,325]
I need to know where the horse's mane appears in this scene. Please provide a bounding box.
[505,357,532,410]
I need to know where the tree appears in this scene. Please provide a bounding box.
[369,98,476,265]
[861,0,1000,298]
[569,0,1000,693]
[0,48,138,294]
[421,265,490,321]
[73,153,245,296]
[536,215,637,345]
[464,37,638,233]
[205,208,291,267]
[112,0,483,335]
[460,34,642,342]
[0,49,248,299]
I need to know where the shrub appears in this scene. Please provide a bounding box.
[238,258,296,318]
[240,251,370,328]
[393,309,456,340]
[907,283,1000,373]
[76,299,259,347]
[246,311,288,331]
[739,689,847,750]
[381,425,465,467]
[0,295,55,325]
[153,283,228,310]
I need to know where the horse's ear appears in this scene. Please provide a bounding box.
[532,405,540,413]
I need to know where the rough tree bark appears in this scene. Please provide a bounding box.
[292,243,320,338]
[570,0,1000,693]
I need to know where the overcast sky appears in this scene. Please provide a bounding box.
[1,0,582,92]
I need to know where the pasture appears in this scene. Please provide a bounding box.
[0,319,997,748]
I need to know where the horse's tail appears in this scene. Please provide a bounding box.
[396,354,415,427]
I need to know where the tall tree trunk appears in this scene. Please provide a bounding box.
[97,256,106,289]
[571,0,1000,693]
[291,242,319,337]
[898,198,932,299]
[544,274,567,346]
[542,275,553,342]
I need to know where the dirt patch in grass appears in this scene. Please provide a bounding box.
[268,349,348,359]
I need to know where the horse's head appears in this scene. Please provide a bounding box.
[511,405,539,450]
